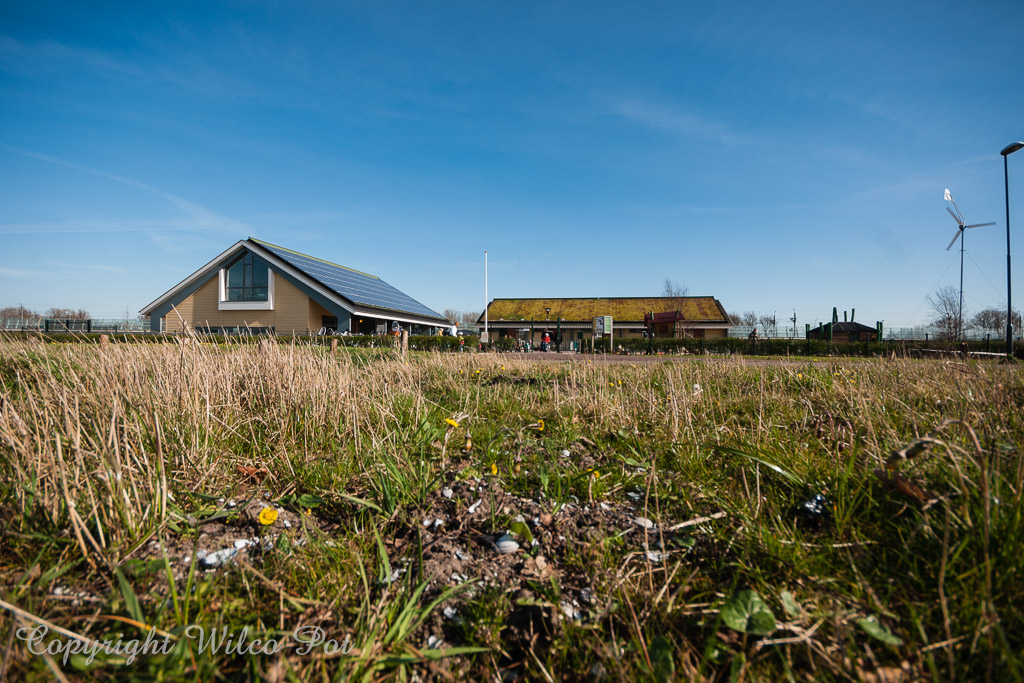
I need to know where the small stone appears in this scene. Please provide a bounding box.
[539,513,553,525]
[561,449,571,457]
[442,487,454,499]
[233,539,254,549]
[467,499,482,514]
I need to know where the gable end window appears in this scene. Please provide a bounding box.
[218,253,275,310]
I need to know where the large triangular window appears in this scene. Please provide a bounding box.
[219,251,275,310]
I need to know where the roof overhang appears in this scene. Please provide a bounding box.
[140,240,248,316]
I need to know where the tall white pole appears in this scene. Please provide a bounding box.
[484,250,489,344]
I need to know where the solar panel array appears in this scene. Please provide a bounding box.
[252,240,445,320]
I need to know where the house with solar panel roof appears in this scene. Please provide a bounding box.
[140,238,449,335]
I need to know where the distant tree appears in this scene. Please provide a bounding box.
[45,308,90,319]
[928,286,962,340]
[460,311,481,326]
[442,308,460,324]
[968,306,1022,331]
[757,313,778,336]
[0,305,40,320]
[729,311,759,326]
[662,278,689,298]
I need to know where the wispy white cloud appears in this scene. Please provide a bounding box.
[0,267,45,278]
[0,219,224,235]
[47,261,124,273]
[609,98,753,146]
[0,145,250,239]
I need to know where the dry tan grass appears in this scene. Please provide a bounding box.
[1,335,1022,680]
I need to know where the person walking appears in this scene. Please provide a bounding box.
[542,330,551,352]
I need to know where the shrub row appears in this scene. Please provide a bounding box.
[4,329,1021,358]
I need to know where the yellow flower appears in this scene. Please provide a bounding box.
[797,373,802,378]
[490,463,498,475]
[258,507,278,526]
[537,419,545,432]
[305,508,312,516]
[591,470,600,479]
[445,418,460,428]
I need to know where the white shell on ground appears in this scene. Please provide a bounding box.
[495,534,520,554]
[202,547,238,568]
[633,516,656,530]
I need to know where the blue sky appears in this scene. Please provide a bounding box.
[2,1,1023,329]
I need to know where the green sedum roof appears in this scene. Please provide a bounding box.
[481,297,729,323]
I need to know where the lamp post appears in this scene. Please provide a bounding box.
[1001,142,1024,359]
[484,250,488,347]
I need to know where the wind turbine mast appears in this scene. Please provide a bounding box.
[943,188,996,341]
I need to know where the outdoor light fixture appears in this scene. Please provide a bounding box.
[1001,141,1024,359]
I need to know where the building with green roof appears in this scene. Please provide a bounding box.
[477,296,731,348]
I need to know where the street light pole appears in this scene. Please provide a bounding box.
[1001,142,1024,360]
[484,250,488,347]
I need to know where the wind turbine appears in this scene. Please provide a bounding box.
[944,188,995,341]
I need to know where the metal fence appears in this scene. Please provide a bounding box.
[727,325,1020,342]
[0,318,149,333]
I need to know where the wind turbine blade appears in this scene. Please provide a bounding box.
[946,231,962,251]
[964,222,996,228]
[946,207,963,226]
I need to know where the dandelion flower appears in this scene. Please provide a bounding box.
[445,418,460,428]
[258,507,278,526]
[490,463,498,476]
[537,419,545,432]
[592,470,600,479]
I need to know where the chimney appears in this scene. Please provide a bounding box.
[851,308,855,323]
[844,310,848,323]
[832,307,838,324]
